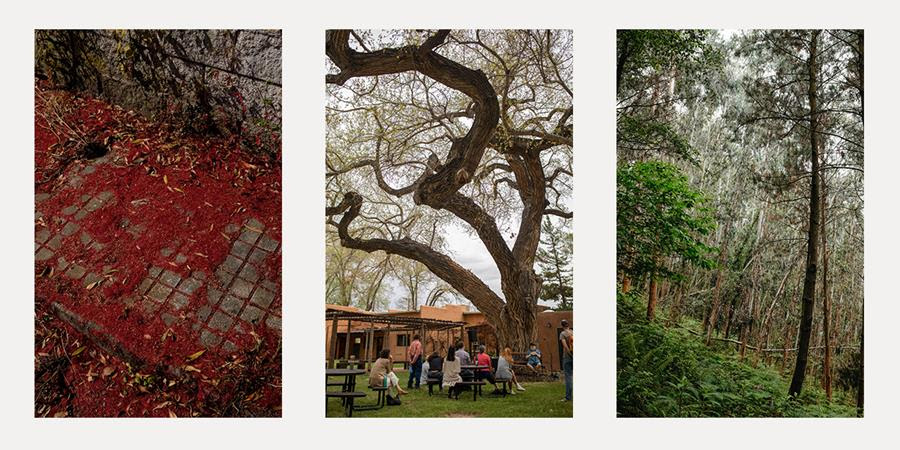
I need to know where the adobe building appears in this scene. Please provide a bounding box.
[325,303,573,372]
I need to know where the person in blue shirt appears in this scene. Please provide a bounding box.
[526,342,543,372]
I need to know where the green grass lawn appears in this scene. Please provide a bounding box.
[326,372,573,418]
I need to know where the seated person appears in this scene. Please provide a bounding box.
[474,345,500,393]
[526,342,543,372]
[497,347,526,394]
[369,349,408,399]
[441,347,462,396]
[421,360,430,385]
[455,342,473,380]
[427,351,443,381]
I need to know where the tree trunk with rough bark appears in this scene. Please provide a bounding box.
[789,30,821,398]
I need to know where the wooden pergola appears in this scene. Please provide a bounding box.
[326,308,466,368]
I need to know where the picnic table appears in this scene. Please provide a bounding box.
[326,368,367,416]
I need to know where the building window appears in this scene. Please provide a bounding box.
[396,335,409,347]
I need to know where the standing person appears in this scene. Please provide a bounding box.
[406,334,423,389]
[560,319,574,402]
[369,349,408,400]
[526,343,543,372]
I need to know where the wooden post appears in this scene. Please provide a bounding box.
[344,318,352,362]
[329,315,339,368]
[366,319,374,369]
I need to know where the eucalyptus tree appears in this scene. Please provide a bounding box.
[325,30,573,349]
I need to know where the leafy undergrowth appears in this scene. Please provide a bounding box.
[617,291,857,417]
[325,373,573,418]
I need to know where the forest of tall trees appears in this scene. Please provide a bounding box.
[616,29,863,417]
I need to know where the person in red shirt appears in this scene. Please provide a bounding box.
[406,334,423,389]
[474,345,500,394]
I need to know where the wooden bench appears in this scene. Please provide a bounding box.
[326,391,367,417]
[494,377,513,397]
[354,386,387,411]
[426,377,443,396]
[450,380,486,401]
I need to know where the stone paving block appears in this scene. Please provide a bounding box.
[148,283,173,302]
[215,268,234,286]
[238,229,261,245]
[61,221,80,237]
[84,197,105,212]
[35,229,51,244]
[65,264,86,280]
[222,255,243,274]
[224,223,240,234]
[149,266,163,278]
[222,340,238,353]
[46,234,63,251]
[74,209,89,221]
[97,191,114,202]
[137,277,153,294]
[83,273,103,288]
[89,241,105,252]
[199,329,222,348]
[160,270,182,288]
[220,295,244,316]
[35,247,54,261]
[161,312,177,326]
[265,315,281,334]
[250,286,275,309]
[61,204,79,215]
[56,256,70,272]
[170,292,190,311]
[238,264,259,283]
[247,248,269,265]
[35,210,42,220]
[191,270,207,281]
[81,165,96,175]
[198,305,212,323]
[35,193,51,203]
[231,239,252,258]
[208,311,234,332]
[261,279,278,294]
[174,253,188,265]
[207,288,223,306]
[240,304,264,323]
[141,299,160,315]
[160,247,175,257]
[80,194,91,203]
[79,232,93,246]
[68,175,83,188]
[34,242,39,252]
[229,278,254,299]
[245,218,265,230]
[126,223,147,238]
[178,277,202,295]
[257,235,279,252]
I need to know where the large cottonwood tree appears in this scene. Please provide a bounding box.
[325,30,573,349]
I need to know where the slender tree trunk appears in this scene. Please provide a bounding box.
[789,30,821,398]
[821,180,832,401]
[622,274,631,293]
[857,329,864,417]
[647,277,658,321]
[706,223,731,344]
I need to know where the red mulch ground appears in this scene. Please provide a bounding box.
[34,83,282,417]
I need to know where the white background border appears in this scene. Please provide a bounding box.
[0,1,896,449]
